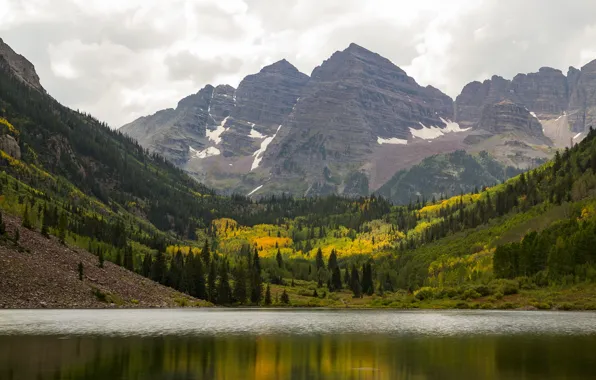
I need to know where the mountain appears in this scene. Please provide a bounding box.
[376,150,522,204]
[123,44,474,197]
[2,39,596,310]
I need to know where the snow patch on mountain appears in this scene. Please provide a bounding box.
[410,119,470,140]
[251,125,282,171]
[247,185,264,196]
[189,145,221,159]
[206,116,229,144]
[377,137,408,145]
[248,123,266,139]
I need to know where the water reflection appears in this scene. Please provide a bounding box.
[1,333,595,380]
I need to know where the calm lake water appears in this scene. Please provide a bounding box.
[0,309,595,380]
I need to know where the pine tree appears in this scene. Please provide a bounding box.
[216,260,232,305]
[14,228,19,243]
[141,252,151,276]
[276,249,283,268]
[98,249,105,268]
[208,259,217,304]
[331,266,342,291]
[22,205,32,229]
[78,262,84,281]
[250,249,263,304]
[264,284,272,306]
[315,248,324,271]
[151,251,166,284]
[350,265,362,298]
[123,244,134,271]
[327,249,338,270]
[344,266,350,285]
[201,239,211,266]
[280,289,290,304]
[185,253,206,300]
[58,212,67,244]
[41,206,49,238]
[233,260,248,304]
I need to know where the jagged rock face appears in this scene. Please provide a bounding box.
[0,38,44,92]
[234,59,309,134]
[511,68,569,116]
[121,60,309,188]
[456,61,596,133]
[0,134,21,159]
[477,100,545,139]
[261,43,456,196]
[568,60,596,132]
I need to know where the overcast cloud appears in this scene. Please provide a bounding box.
[2,0,596,127]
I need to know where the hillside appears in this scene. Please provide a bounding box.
[1,39,596,310]
[376,150,522,204]
[0,214,204,308]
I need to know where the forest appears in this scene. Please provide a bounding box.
[1,51,596,310]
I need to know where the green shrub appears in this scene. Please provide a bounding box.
[518,276,537,290]
[480,303,493,309]
[436,287,459,299]
[455,301,469,309]
[490,279,519,295]
[414,287,435,301]
[494,292,504,300]
[462,289,481,300]
[474,285,491,297]
[501,302,516,309]
[92,288,107,302]
[557,302,573,311]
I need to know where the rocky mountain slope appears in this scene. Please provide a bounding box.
[122,43,596,200]
[376,150,521,204]
[0,214,203,308]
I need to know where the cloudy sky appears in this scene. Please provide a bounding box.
[2,0,596,127]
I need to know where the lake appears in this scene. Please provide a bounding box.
[0,309,595,379]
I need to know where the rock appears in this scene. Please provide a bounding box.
[477,100,545,139]
[0,134,21,159]
[0,38,44,92]
[262,43,456,196]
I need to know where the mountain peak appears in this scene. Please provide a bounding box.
[581,58,596,72]
[0,38,44,92]
[260,59,301,74]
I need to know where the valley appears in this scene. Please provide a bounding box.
[1,37,596,312]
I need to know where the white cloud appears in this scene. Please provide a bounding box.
[2,0,596,128]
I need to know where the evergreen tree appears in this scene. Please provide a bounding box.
[201,239,211,266]
[280,289,290,304]
[98,249,105,268]
[41,207,49,238]
[22,205,32,229]
[350,265,362,298]
[233,260,248,304]
[344,266,350,285]
[264,284,272,306]
[123,244,134,271]
[58,212,67,244]
[216,260,232,305]
[315,248,324,271]
[207,259,217,303]
[141,253,151,276]
[327,249,338,270]
[185,253,206,300]
[250,249,263,304]
[78,262,84,281]
[331,266,342,291]
[151,251,166,284]
[14,228,19,243]
[276,249,283,268]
